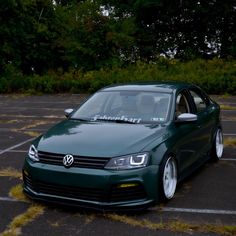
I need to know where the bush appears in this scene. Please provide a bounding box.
[0,58,235,94]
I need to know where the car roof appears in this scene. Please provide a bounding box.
[100,81,194,93]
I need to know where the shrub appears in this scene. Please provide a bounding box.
[0,58,235,94]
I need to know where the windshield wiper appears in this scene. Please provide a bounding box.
[95,118,136,124]
[70,117,89,122]
[114,119,136,124]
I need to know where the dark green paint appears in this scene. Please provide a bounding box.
[23,83,221,210]
[39,120,166,157]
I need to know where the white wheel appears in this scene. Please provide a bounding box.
[215,129,223,159]
[162,157,177,199]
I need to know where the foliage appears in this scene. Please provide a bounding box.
[1,58,235,94]
[0,0,235,93]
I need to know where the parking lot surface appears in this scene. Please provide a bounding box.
[0,94,236,236]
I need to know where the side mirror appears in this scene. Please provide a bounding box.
[176,113,197,123]
[64,108,74,118]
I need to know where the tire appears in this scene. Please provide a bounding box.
[211,128,224,161]
[159,156,178,201]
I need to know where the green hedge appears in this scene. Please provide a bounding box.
[1,58,236,94]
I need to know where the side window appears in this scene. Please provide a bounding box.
[175,92,191,117]
[190,90,207,113]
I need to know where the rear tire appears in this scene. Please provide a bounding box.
[211,128,224,161]
[159,156,177,201]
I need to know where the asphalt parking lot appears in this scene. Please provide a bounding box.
[0,94,236,236]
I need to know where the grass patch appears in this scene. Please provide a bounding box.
[0,114,63,119]
[221,116,236,121]
[0,168,22,179]
[220,105,236,110]
[22,131,41,137]
[105,213,163,230]
[1,204,44,236]
[224,138,236,147]
[12,120,50,132]
[9,184,29,202]
[219,94,231,99]
[84,214,96,225]
[49,221,60,227]
[11,120,52,137]
[0,120,18,124]
[104,213,236,235]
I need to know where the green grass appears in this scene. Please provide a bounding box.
[1,204,44,236]
[0,168,22,179]
[105,213,236,235]
[220,105,236,110]
[224,137,236,147]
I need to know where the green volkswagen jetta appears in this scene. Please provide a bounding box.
[22,82,223,210]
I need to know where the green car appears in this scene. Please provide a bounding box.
[23,82,223,210]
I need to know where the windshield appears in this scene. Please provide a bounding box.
[71,91,172,124]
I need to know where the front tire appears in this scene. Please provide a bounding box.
[211,128,224,161]
[160,156,177,200]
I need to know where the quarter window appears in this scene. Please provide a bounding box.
[190,90,207,113]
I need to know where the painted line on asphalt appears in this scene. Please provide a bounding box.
[0,107,63,111]
[221,158,236,161]
[2,150,27,153]
[224,133,236,136]
[0,138,34,155]
[0,128,49,132]
[0,128,47,132]
[0,115,63,119]
[4,101,78,104]
[159,207,236,215]
[222,110,236,112]
[0,197,18,202]
[220,102,236,105]
[1,196,236,216]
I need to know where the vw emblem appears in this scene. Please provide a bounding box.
[63,154,74,167]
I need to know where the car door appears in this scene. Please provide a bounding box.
[188,88,214,160]
[173,90,206,175]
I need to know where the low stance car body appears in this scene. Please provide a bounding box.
[23,82,223,210]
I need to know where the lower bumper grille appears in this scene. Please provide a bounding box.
[23,173,106,202]
[110,185,147,202]
[23,173,147,203]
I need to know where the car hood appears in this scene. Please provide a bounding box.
[37,119,166,157]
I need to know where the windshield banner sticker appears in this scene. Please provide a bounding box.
[93,115,142,124]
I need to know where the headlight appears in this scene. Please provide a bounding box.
[28,144,39,162]
[105,153,149,170]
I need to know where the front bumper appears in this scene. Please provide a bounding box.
[22,158,160,210]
